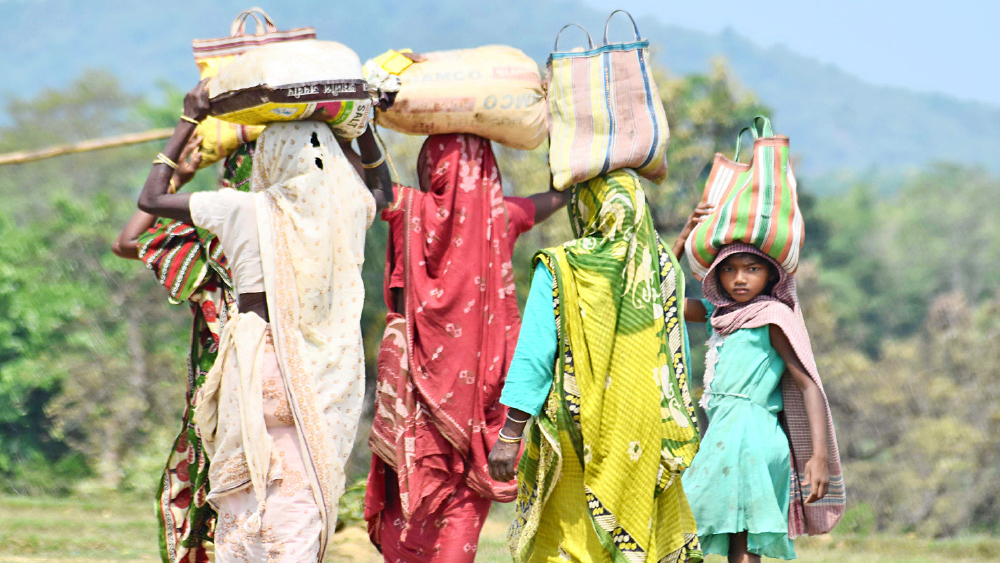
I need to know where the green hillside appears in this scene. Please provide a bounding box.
[2,0,999,179]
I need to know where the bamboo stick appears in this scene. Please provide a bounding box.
[0,128,175,166]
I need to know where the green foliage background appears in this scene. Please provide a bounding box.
[2,60,1000,540]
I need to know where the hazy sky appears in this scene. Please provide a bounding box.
[584,0,998,106]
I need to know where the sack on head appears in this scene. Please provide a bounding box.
[547,10,670,191]
[190,8,315,168]
[207,39,373,139]
[370,46,547,150]
[684,116,804,280]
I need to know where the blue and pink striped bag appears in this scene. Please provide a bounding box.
[547,10,669,191]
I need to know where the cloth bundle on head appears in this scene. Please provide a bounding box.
[702,242,845,537]
[367,134,521,529]
[509,169,701,563]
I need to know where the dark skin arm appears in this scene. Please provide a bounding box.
[673,202,715,322]
[684,298,709,322]
[113,133,204,260]
[134,81,272,320]
[671,201,714,259]
[769,324,831,503]
[525,180,572,224]
[339,125,394,210]
[137,80,212,222]
[488,408,530,482]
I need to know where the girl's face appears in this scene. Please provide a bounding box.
[717,253,777,303]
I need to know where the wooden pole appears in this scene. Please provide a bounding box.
[0,128,174,166]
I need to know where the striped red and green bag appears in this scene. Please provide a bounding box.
[546,10,669,191]
[684,116,804,280]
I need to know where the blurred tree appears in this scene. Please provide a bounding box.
[0,72,192,493]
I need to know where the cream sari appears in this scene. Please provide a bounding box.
[195,122,376,562]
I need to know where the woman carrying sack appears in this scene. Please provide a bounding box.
[364,132,571,562]
[136,80,391,563]
[488,170,703,563]
[113,135,254,563]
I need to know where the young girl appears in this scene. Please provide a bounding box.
[673,205,845,562]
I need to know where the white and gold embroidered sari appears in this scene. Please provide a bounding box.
[195,121,376,562]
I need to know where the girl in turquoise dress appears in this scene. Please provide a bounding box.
[671,206,841,563]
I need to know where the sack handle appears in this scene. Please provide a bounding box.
[231,7,278,37]
[733,116,774,162]
[603,9,641,44]
[554,23,596,52]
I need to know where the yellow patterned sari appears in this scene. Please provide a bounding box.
[509,170,702,563]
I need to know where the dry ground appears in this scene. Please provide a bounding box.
[2,496,999,562]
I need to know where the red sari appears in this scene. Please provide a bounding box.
[365,134,535,562]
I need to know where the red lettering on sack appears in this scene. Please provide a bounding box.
[396,98,476,113]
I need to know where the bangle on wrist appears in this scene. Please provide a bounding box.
[153,153,178,169]
[361,152,386,169]
[498,429,523,443]
[167,177,178,194]
[506,411,530,424]
[179,114,201,125]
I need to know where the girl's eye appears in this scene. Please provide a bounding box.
[748,266,759,272]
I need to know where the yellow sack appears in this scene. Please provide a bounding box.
[207,40,373,138]
[371,46,547,150]
[191,8,315,168]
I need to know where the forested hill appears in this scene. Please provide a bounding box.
[3,0,1000,179]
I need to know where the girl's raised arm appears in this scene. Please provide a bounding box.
[671,202,714,258]
[769,324,831,504]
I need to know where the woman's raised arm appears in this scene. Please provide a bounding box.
[137,80,212,223]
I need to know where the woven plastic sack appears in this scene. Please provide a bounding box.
[190,8,315,168]
[207,39,373,138]
[547,10,669,190]
[684,116,804,280]
[370,46,546,150]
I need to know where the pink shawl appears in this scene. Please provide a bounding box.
[703,242,845,537]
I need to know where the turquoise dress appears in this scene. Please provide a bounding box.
[682,300,796,559]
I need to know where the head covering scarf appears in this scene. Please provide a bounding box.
[367,134,521,527]
[510,169,701,563]
[702,242,845,537]
[254,122,375,558]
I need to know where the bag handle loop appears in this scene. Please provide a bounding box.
[733,116,774,162]
[554,23,596,52]
[603,9,641,44]
[733,127,753,163]
[231,7,278,37]
[752,115,773,138]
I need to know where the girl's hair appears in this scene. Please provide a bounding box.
[716,251,780,297]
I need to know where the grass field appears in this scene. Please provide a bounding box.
[2,495,1000,563]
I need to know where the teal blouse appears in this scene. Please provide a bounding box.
[499,262,557,416]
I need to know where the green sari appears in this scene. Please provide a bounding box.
[137,143,254,563]
[509,169,702,563]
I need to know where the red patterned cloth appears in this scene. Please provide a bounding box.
[703,242,845,537]
[365,134,534,559]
